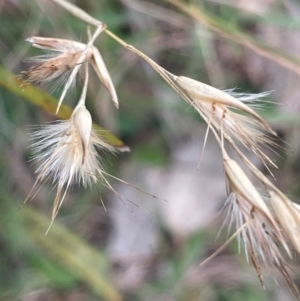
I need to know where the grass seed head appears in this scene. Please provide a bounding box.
[224,192,298,295]
[22,35,118,109]
[31,105,98,188]
[176,76,275,134]
[222,154,299,294]
[27,103,116,231]
[223,155,281,234]
[175,75,277,166]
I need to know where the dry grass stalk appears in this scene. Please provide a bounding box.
[50,0,104,27]
[166,82,300,293]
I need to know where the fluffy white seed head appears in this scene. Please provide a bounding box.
[31,105,111,188]
[27,102,118,231]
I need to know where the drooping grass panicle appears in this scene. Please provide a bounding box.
[20,0,300,295]
[219,128,300,258]
[221,132,300,258]
[214,127,297,291]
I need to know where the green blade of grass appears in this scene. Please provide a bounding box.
[165,0,300,76]
[0,65,127,149]
[22,206,122,301]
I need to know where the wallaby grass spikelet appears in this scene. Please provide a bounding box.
[22,37,92,87]
[173,74,278,169]
[25,64,118,234]
[176,76,275,133]
[22,26,118,114]
[223,191,298,294]
[222,149,299,294]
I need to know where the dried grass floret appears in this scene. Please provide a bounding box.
[26,106,117,233]
[224,192,298,295]
[27,106,116,231]
[197,99,277,167]
[166,74,278,167]
[222,151,298,295]
[25,64,117,233]
[21,26,118,113]
[21,37,93,88]
[176,76,275,133]
[22,50,87,88]
[223,152,288,252]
